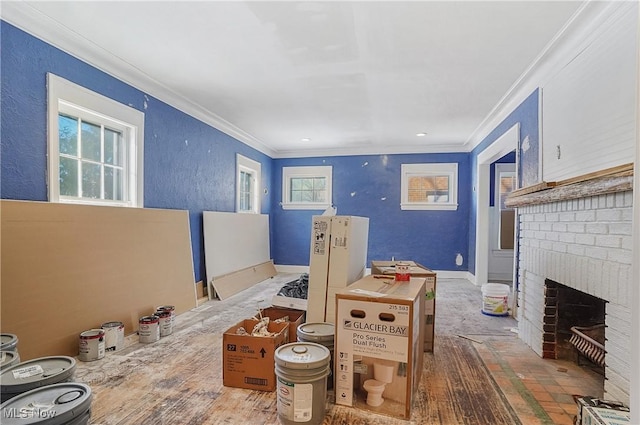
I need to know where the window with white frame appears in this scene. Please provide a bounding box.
[401,163,458,210]
[495,163,516,250]
[236,154,261,213]
[282,166,332,210]
[47,73,144,207]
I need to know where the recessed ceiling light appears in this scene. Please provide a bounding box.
[416,132,427,137]
[301,138,311,142]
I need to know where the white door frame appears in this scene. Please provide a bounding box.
[475,123,519,289]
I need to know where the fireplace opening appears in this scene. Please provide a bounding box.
[543,279,606,371]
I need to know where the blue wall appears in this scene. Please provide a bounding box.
[0,21,273,282]
[3,20,537,279]
[468,89,540,275]
[272,153,471,271]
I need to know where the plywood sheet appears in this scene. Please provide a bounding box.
[203,211,271,299]
[0,200,197,360]
[211,261,276,300]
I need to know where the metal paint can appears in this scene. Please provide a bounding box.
[395,262,411,282]
[155,310,173,337]
[275,342,331,425]
[101,321,125,352]
[78,329,105,362]
[138,315,160,343]
[156,305,175,328]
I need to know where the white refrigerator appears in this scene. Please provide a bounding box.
[306,215,370,323]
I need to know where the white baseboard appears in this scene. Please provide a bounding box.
[275,265,475,284]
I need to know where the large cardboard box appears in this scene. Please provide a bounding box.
[335,275,425,420]
[370,261,437,352]
[307,216,369,322]
[254,307,305,344]
[222,319,288,391]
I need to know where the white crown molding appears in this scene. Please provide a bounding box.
[273,142,469,159]
[463,0,632,152]
[0,2,277,158]
[2,1,625,160]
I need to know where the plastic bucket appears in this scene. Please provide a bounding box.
[0,382,92,425]
[0,334,18,352]
[481,283,510,316]
[297,322,334,390]
[0,352,20,371]
[275,342,330,425]
[0,356,77,403]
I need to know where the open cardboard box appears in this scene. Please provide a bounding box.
[222,319,288,391]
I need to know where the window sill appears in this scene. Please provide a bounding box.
[400,203,458,211]
[281,203,331,211]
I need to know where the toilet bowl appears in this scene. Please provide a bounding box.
[362,363,394,407]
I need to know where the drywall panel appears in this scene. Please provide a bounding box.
[0,200,197,360]
[541,5,637,181]
[203,211,272,299]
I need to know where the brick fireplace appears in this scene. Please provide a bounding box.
[516,188,632,404]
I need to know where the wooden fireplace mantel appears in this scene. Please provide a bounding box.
[506,163,634,208]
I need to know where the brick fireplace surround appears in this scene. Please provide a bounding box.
[516,188,632,404]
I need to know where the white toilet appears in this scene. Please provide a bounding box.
[362,363,395,407]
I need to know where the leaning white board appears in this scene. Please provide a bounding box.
[203,211,273,299]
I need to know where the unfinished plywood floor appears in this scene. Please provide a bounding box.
[74,275,602,424]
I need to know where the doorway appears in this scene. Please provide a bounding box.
[475,124,519,312]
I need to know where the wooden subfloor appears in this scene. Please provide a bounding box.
[73,275,596,424]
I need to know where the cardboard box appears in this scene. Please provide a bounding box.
[307,215,369,322]
[576,397,630,425]
[334,275,425,420]
[222,319,288,391]
[370,261,437,352]
[255,307,305,344]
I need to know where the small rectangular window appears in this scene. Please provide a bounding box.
[282,166,332,210]
[236,154,261,213]
[401,163,458,210]
[48,73,144,207]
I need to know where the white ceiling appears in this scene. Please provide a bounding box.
[2,1,583,158]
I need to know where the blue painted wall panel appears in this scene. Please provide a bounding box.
[468,89,540,275]
[0,22,272,283]
[272,153,471,271]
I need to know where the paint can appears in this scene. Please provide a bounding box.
[275,342,330,425]
[395,262,411,282]
[297,322,335,390]
[138,315,160,343]
[78,329,105,362]
[481,283,510,316]
[156,305,175,329]
[0,356,76,403]
[101,321,125,352]
[155,310,172,337]
[0,382,92,425]
[0,351,20,371]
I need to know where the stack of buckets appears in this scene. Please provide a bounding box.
[0,333,92,424]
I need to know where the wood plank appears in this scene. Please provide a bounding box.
[555,162,633,186]
[506,174,633,208]
[508,181,557,198]
[0,200,197,359]
[210,260,277,300]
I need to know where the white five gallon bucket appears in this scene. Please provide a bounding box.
[481,283,510,316]
[275,342,330,425]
